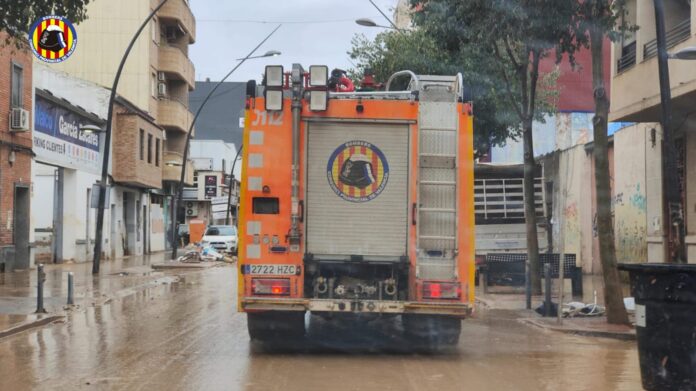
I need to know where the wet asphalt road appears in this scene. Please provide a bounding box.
[0,266,642,391]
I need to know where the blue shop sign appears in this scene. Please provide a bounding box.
[35,96,100,152]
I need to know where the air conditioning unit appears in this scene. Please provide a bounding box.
[185,201,198,217]
[10,108,30,132]
[158,71,166,81]
[158,82,167,97]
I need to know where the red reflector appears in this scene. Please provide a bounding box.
[430,283,442,298]
[252,278,290,296]
[423,281,460,300]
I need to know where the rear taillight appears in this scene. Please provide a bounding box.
[252,278,290,296]
[422,281,461,300]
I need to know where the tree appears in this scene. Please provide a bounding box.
[411,0,579,294]
[573,0,631,325]
[0,0,90,46]
[348,29,522,155]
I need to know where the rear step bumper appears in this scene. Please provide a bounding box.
[241,297,472,317]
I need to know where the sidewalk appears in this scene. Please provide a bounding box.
[0,250,219,339]
[476,289,636,340]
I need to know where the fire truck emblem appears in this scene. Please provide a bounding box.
[28,16,77,63]
[327,140,389,202]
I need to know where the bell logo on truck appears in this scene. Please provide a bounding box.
[326,140,389,203]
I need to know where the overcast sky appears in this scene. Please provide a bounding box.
[189,0,398,82]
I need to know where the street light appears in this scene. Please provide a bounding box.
[236,50,281,61]
[165,160,182,167]
[79,124,105,134]
[170,26,282,261]
[355,17,398,30]
[358,0,404,31]
[669,46,696,60]
[91,0,169,275]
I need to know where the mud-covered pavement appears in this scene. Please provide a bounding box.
[0,266,641,390]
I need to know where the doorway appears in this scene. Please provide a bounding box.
[14,185,30,269]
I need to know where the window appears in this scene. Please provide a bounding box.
[205,226,237,236]
[155,138,160,167]
[147,134,153,163]
[139,129,145,160]
[151,18,158,44]
[252,197,279,214]
[11,63,23,108]
[151,73,157,98]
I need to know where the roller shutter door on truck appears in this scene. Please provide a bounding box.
[306,122,409,258]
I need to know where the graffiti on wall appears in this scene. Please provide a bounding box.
[616,220,648,263]
[615,183,648,263]
[561,201,581,254]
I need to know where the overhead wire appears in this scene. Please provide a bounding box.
[197,16,381,24]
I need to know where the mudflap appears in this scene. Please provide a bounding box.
[247,311,306,342]
[402,314,462,351]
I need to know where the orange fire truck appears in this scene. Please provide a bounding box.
[237,64,474,348]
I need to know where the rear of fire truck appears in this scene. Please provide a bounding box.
[238,64,475,348]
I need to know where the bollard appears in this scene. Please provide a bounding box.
[525,263,532,310]
[67,272,74,305]
[35,264,47,314]
[544,263,552,317]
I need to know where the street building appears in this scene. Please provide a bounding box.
[31,64,167,264]
[188,80,247,146]
[610,0,695,263]
[0,32,33,272]
[50,0,197,253]
[183,140,241,227]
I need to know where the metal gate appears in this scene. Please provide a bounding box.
[306,122,409,258]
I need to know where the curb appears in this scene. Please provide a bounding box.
[0,315,64,340]
[519,318,636,341]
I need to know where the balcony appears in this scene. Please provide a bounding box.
[643,18,691,60]
[162,151,194,185]
[157,0,196,43]
[158,98,193,134]
[159,45,195,89]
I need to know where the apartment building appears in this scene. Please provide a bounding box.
[0,32,33,272]
[183,140,241,226]
[51,0,196,252]
[610,0,696,263]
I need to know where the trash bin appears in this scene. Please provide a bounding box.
[618,263,696,391]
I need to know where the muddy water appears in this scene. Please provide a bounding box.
[0,267,641,391]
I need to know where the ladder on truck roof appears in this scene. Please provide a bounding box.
[415,74,463,280]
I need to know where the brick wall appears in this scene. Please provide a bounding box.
[112,106,163,189]
[0,32,33,247]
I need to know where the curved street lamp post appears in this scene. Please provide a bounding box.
[91,0,170,274]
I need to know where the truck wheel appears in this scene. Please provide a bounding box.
[403,315,461,351]
[247,311,306,341]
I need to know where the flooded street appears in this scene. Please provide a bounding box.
[0,266,641,391]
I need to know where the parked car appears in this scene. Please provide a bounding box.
[201,225,238,254]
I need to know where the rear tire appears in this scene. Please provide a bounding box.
[247,311,306,342]
[403,315,461,351]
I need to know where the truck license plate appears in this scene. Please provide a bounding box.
[247,264,297,275]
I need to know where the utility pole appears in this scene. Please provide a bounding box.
[225,145,243,225]
[92,0,170,274]
[653,0,686,263]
